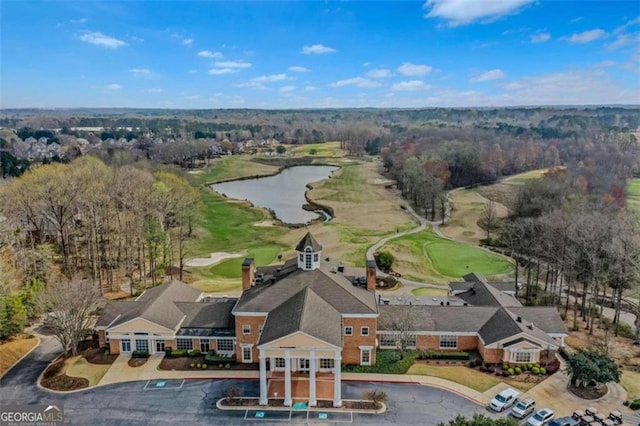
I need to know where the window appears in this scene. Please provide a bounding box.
[404,334,417,348]
[299,253,303,262]
[512,350,534,363]
[380,334,397,347]
[200,340,210,353]
[258,325,263,335]
[135,339,149,352]
[176,338,193,350]
[155,340,165,352]
[439,335,457,349]
[242,325,251,335]
[361,326,370,336]
[319,358,334,369]
[216,338,234,353]
[275,358,285,369]
[314,253,319,262]
[344,326,353,336]
[305,254,312,269]
[299,358,310,371]
[121,339,131,352]
[360,348,371,366]
[242,346,252,363]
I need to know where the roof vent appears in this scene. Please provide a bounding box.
[528,322,534,330]
[516,316,522,322]
[463,302,468,306]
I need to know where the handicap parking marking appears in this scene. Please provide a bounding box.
[243,409,292,422]
[143,379,185,390]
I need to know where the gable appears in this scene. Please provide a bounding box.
[258,331,340,349]
[108,317,176,334]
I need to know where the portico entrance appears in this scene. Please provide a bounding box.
[257,335,342,407]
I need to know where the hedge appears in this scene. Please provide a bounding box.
[205,350,237,364]
[169,349,188,358]
[417,351,470,360]
[132,351,150,359]
[188,349,201,357]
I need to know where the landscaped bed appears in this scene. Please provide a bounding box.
[217,397,384,413]
[158,353,256,371]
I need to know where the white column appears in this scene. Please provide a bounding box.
[269,357,274,372]
[333,352,342,407]
[259,349,268,405]
[284,350,292,406]
[309,351,317,407]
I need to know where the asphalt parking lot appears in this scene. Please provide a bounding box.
[0,336,499,425]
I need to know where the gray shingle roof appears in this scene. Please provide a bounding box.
[295,232,322,252]
[258,287,342,347]
[99,280,202,331]
[454,273,522,308]
[477,308,524,344]
[507,307,568,334]
[95,301,140,328]
[176,298,237,329]
[378,305,499,332]
[234,266,377,315]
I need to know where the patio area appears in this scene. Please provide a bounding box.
[267,371,336,402]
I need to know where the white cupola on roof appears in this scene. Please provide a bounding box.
[295,231,322,271]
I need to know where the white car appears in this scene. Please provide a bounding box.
[511,397,536,419]
[489,388,520,412]
[527,408,555,426]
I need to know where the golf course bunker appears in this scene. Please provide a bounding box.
[185,252,243,267]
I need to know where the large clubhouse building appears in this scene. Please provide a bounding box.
[96,232,567,407]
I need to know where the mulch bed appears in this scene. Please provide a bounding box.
[159,356,257,371]
[128,358,149,367]
[568,383,608,400]
[344,400,380,410]
[83,347,118,365]
[40,358,89,391]
[219,398,380,410]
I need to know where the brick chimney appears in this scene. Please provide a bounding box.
[242,258,255,291]
[366,260,377,291]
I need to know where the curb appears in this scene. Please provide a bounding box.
[216,397,386,414]
[0,335,40,380]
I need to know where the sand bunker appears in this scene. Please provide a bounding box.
[185,252,243,267]
[253,220,275,227]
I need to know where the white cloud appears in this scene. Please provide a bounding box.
[530,32,550,43]
[197,50,223,59]
[147,88,164,93]
[594,60,615,68]
[79,31,127,48]
[188,69,198,74]
[564,29,607,44]
[423,0,534,26]
[130,36,144,43]
[208,68,235,75]
[105,83,123,90]
[182,38,193,46]
[614,16,640,35]
[366,69,393,78]
[303,86,318,92]
[129,68,151,75]
[71,18,88,24]
[185,95,200,100]
[251,74,287,83]
[330,77,382,88]
[279,85,296,93]
[397,62,433,77]
[288,66,310,72]
[607,32,640,50]
[391,80,430,91]
[214,60,252,69]
[302,44,337,54]
[470,69,507,82]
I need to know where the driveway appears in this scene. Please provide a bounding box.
[1,337,494,425]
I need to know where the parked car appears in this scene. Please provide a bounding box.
[527,409,555,426]
[489,388,520,412]
[549,416,579,426]
[511,397,536,419]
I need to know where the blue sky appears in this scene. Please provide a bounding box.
[1,1,639,108]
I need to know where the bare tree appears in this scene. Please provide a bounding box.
[41,278,102,356]
[478,200,500,240]
[380,305,416,360]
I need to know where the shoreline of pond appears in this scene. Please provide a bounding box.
[208,158,340,228]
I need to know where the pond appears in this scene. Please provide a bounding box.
[211,165,339,224]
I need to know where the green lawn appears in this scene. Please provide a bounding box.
[66,356,110,386]
[411,287,448,296]
[628,178,640,218]
[501,169,548,183]
[407,364,537,393]
[343,350,417,374]
[190,156,280,185]
[621,370,640,400]
[290,141,345,157]
[384,228,513,283]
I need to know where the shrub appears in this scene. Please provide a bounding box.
[225,385,242,402]
[418,351,470,360]
[196,363,201,368]
[540,367,546,375]
[363,389,387,406]
[546,361,561,374]
[534,363,540,368]
[507,368,515,376]
[527,363,533,370]
[502,371,509,377]
[522,364,529,371]
[190,363,195,368]
[170,349,188,358]
[225,363,230,369]
[514,367,522,375]
[165,347,172,357]
[202,363,207,369]
[188,349,201,357]
[376,251,395,271]
[629,398,640,410]
[531,367,540,375]
[131,351,149,359]
[502,363,509,370]
[487,366,495,374]
[218,364,223,368]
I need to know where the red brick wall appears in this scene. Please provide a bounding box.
[415,335,479,352]
[342,317,377,365]
[98,330,106,347]
[478,341,503,364]
[234,315,266,362]
[109,339,120,355]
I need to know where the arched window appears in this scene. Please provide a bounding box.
[305,247,313,269]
